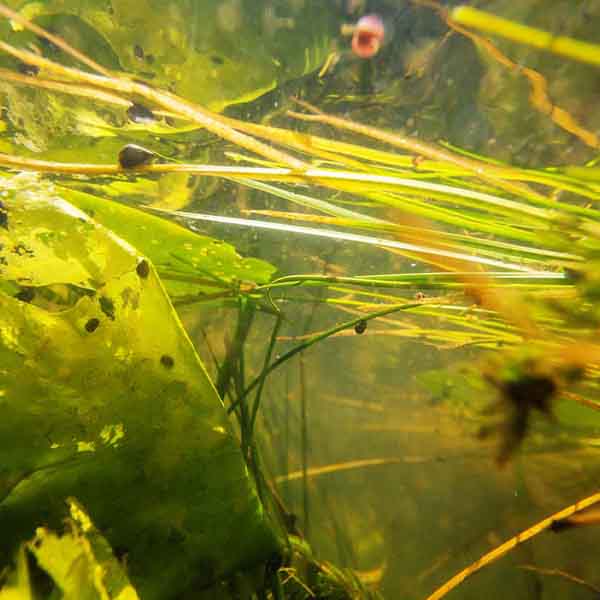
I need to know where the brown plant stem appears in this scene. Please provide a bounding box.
[425,491,600,600]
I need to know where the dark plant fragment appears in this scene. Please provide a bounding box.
[99,296,115,320]
[14,286,35,303]
[17,61,39,76]
[480,359,560,466]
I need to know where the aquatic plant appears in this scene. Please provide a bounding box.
[1,2,600,599]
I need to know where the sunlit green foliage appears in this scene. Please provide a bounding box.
[1,2,600,599]
[0,175,281,599]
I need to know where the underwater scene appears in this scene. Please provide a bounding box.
[1,0,600,598]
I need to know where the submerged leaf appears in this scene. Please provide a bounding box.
[60,185,277,299]
[0,174,281,599]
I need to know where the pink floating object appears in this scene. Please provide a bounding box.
[351,14,386,59]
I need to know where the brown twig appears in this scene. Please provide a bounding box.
[518,565,600,595]
[425,490,600,600]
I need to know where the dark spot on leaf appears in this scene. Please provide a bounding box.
[160,354,174,369]
[126,103,155,124]
[13,242,34,257]
[145,54,155,65]
[118,144,156,169]
[0,201,8,229]
[210,55,224,65]
[354,319,367,334]
[99,296,115,320]
[133,44,144,60]
[36,33,58,53]
[136,259,150,279]
[15,287,35,303]
[85,318,100,333]
[17,62,39,76]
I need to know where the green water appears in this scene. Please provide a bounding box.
[1,1,600,599]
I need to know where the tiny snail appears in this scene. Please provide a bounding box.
[126,102,156,124]
[354,319,367,334]
[136,259,150,279]
[85,317,100,333]
[118,144,156,169]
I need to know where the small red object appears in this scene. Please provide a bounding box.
[351,14,386,59]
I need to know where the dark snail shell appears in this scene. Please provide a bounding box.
[354,319,368,334]
[126,102,155,124]
[118,144,156,169]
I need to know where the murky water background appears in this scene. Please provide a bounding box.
[2,0,600,598]
[184,2,600,598]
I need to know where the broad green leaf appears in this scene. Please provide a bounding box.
[0,174,281,599]
[0,501,139,600]
[0,1,334,159]
[28,500,140,600]
[59,184,277,300]
[9,0,334,112]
